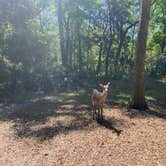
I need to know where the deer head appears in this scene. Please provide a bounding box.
[99,82,110,92]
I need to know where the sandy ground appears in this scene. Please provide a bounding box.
[0,98,166,166]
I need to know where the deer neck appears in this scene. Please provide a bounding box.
[101,90,108,98]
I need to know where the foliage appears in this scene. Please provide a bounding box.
[0,0,165,97]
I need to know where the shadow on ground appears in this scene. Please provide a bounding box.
[98,118,123,136]
[125,106,166,120]
[0,76,165,141]
[0,90,90,141]
[0,89,124,141]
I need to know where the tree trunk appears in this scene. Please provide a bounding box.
[161,12,166,54]
[114,37,123,75]
[131,25,136,58]
[131,0,152,110]
[78,25,82,71]
[69,35,73,68]
[105,40,112,77]
[65,15,70,66]
[96,42,103,76]
[115,21,138,75]
[57,0,67,67]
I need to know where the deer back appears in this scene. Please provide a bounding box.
[92,89,107,106]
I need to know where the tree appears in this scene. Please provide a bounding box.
[57,0,67,67]
[131,0,152,110]
[0,0,165,96]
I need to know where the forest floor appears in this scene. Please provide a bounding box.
[0,78,166,166]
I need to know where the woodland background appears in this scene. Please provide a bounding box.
[0,0,165,106]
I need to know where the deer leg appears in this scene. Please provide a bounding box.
[98,106,101,121]
[97,105,100,121]
[99,106,102,121]
[92,105,96,120]
[92,105,94,119]
[101,106,103,121]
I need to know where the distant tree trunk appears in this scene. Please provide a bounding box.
[115,22,138,75]
[96,42,103,76]
[65,15,70,66]
[73,36,77,70]
[69,34,73,68]
[77,24,82,71]
[161,40,165,54]
[105,45,109,77]
[161,12,166,54]
[86,23,91,73]
[57,0,66,67]
[114,34,124,75]
[131,0,152,110]
[131,25,136,58]
[105,40,112,77]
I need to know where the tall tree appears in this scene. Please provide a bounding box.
[131,0,152,110]
[57,0,67,67]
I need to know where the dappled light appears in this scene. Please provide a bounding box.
[0,0,166,165]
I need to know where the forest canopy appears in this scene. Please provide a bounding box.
[0,0,165,97]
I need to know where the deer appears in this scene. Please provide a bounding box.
[92,82,110,121]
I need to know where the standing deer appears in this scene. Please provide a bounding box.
[92,82,110,121]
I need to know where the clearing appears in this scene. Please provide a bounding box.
[0,78,166,166]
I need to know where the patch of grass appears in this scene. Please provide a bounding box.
[1,76,165,109]
[11,90,35,103]
[43,95,60,102]
[60,92,79,97]
[0,76,165,141]
[115,93,130,105]
[107,79,131,106]
[157,77,166,84]
[105,77,166,108]
[145,77,166,108]
[145,96,156,102]
[107,117,117,126]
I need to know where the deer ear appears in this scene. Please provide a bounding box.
[99,83,104,88]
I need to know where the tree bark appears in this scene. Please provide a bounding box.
[131,0,152,110]
[78,26,82,71]
[105,40,112,77]
[57,0,67,67]
[96,42,103,76]
[131,25,136,58]
[65,15,70,66]
[115,21,138,74]
[114,34,123,74]
[69,34,73,68]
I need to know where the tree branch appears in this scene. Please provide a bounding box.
[124,21,139,34]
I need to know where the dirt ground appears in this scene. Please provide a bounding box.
[0,92,166,166]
